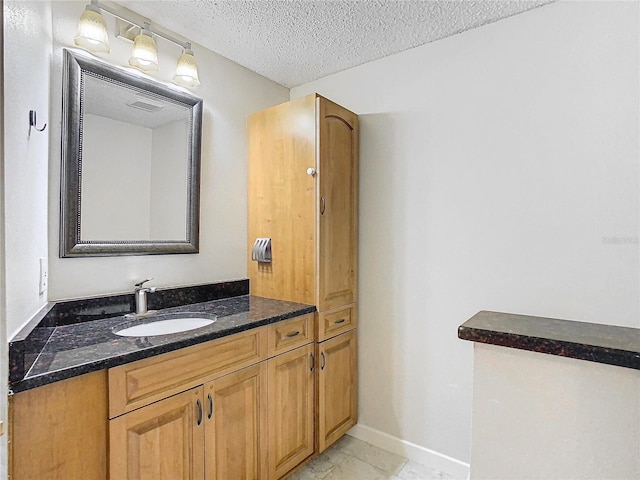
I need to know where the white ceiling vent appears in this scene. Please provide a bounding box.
[127,96,165,112]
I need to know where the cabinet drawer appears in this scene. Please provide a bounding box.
[109,326,268,418]
[267,313,314,357]
[317,304,357,341]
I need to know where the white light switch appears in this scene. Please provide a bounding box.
[39,257,48,295]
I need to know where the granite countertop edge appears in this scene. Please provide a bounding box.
[10,295,316,393]
[458,310,640,371]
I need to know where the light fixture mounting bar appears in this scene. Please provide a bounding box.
[93,0,191,50]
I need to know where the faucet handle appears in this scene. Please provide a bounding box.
[134,278,154,289]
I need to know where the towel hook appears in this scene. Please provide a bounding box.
[29,110,47,134]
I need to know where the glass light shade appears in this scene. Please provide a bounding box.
[173,48,200,87]
[129,29,158,71]
[74,4,110,53]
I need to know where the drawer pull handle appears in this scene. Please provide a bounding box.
[207,394,213,420]
[321,351,326,370]
[334,318,346,325]
[320,196,326,215]
[284,331,300,338]
[310,352,314,372]
[196,399,203,426]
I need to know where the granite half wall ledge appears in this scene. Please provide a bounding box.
[458,311,640,371]
[9,279,249,384]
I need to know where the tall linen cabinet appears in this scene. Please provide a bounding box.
[247,93,359,460]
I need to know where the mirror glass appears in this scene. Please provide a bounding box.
[60,49,203,256]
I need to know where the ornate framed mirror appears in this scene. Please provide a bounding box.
[60,49,203,257]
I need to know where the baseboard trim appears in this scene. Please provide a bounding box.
[347,424,470,479]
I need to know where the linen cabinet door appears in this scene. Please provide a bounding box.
[247,94,317,305]
[317,97,359,312]
[204,362,268,480]
[317,330,358,453]
[268,344,315,479]
[110,386,205,480]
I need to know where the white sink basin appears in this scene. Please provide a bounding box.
[115,317,215,337]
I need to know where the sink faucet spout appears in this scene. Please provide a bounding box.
[133,278,157,316]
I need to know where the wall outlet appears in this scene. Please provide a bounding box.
[39,257,48,295]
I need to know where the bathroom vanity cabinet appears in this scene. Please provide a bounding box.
[109,324,269,480]
[109,315,314,480]
[10,312,316,480]
[248,93,359,454]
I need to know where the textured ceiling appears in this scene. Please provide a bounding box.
[119,0,551,88]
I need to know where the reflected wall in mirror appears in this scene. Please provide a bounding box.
[60,49,203,257]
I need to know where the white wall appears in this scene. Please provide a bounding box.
[81,115,191,241]
[3,0,52,339]
[81,114,152,240]
[293,1,639,473]
[46,1,289,302]
[471,344,640,479]
[150,120,189,239]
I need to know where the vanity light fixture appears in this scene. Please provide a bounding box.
[74,3,110,53]
[173,44,201,87]
[74,0,201,87]
[129,24,159,71]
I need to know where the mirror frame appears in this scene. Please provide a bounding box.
[60,49,203,257]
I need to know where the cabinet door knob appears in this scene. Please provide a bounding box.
[196,399,203,426]
[307,167,316,176]
[321,351,326,370]
[207,393,213,420]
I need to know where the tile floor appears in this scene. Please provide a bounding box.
[289,435,459,480]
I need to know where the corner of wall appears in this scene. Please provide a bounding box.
[349,424,470,479]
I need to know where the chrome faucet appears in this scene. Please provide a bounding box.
[133,278,157,316]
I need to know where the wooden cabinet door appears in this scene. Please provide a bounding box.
[318,330,358,452]
[268,344,315,479]
[204,363,268,480]
[247,94,317,305]
[10,371,109,480]
[317,97,359,311]
[110,386,205,480]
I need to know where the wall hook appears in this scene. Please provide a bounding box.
[29,110,47,135]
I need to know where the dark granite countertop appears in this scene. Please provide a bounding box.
[10,294,315,393]
[458,310,640,370]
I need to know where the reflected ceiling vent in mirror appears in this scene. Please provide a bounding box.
[74,0,201,88]
[127,96,165,112]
